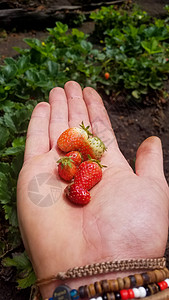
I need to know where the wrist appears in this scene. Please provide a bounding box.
[37,257,167,299]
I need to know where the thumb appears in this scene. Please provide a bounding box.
[135,136,165,179]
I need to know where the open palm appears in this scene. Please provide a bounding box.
[17,81,169,299]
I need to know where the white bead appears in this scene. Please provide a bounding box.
[96,297,103,300]
[90,298,96,300]
[164,278,169,287]
[133,288,140,298]
[138,286,146,298]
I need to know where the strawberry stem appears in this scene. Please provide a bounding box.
[57,157,74,168]
[80,121,93,137]
[87,155,107,168]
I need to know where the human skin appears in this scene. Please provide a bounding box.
[17,81,169,299]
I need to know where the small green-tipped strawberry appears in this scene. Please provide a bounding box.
[65,151,82,166]
[88,136,106,160]
[57,157,77,182]
[65,183,91,205]
[74,159,103,190]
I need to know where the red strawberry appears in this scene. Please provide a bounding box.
[65,151,82,166]
[57,157,77,182]
[74,159,103,190]
[104,72,110,80]
[65,183,91,205]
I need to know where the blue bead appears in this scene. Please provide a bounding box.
[49,298,53,300]
[70,289,79,300]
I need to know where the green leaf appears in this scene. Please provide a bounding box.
[25,69,39,83]
[2,252,36,288]
[15,93,30,100]
[12,137,26,148]
[141,39,163,54]
[4,204,18,227]
[0,162,11,174]
[0,126,10,149]
[4,113,17,132]
[2,252,30,269]
[0,172,11,204]
[4,57,16,65]
[17,269,36,289]
[3,145,25,156]
[97,53,106,61]
[3,61,18,79]
[11,152,24,176]
[24,38,42,49]
[17,56,30,71]
[80,40,92,52]
[46,60,59,76]
[55,22,68,34]
[72,28,85,39]
[132,90,140,99]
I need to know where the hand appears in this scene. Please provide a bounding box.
[17,81,169,299]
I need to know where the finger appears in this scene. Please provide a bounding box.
[135,136,165,178]
[24,102,50,162]
[83,87,116,149]
[83,87,131,169]
[64,81,90,127]
[49,87,68,148]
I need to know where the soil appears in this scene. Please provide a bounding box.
[1,1,169,299]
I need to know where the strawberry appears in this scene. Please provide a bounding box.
[65,183,91,205]
[104,72,110,80]
[88,136,106,160]
[57,157,77,182]
[74,159,103,190]
[65,151,82,166]
[57,122,91,154]
[57,122,106,161]
[57,126,88,153]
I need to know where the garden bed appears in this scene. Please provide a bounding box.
[1,1,169,299]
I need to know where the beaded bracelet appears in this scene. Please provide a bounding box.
[46,279,169,300]
[36,257,166,286]
[45,268,169,300]
[76,268,169,298]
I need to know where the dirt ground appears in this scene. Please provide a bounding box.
[0,1,169,299]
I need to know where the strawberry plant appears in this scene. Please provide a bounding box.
[91,5,169,100]
[2,251,36,289]
[90,5,150,40]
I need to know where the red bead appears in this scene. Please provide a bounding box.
[120,289,129,300]
[163,281,168,289]
[128,289,134,299]
[158,281,168,291]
